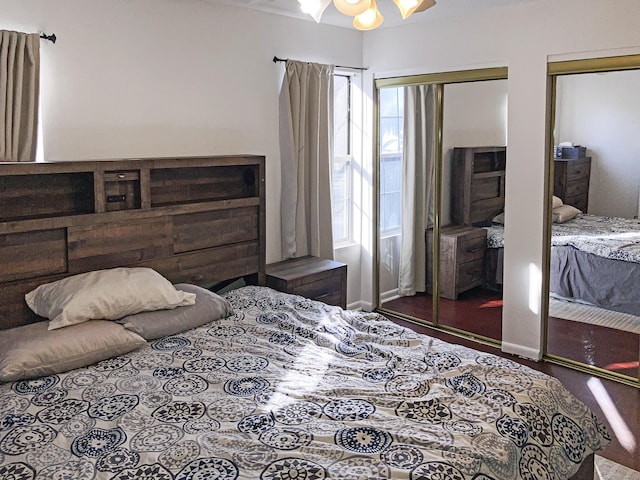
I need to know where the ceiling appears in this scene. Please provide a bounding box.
[202,0,536,29]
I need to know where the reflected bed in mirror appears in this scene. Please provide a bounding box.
[485,212,640,319]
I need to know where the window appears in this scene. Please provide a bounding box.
[379,87,404,234]
[332,74,352,244]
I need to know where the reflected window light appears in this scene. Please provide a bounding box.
[529,263,541,315]
[587,377,637,453]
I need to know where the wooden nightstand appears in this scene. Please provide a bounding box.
[427,225,487,300]
[266,256,347,308]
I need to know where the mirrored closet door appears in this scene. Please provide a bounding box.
[546,58,640,385]
[437,80,507,342]
[376,69,508,344]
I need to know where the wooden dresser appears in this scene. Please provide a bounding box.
[266,256,347,308]
[427,226,487,300]
[553,157,591,212]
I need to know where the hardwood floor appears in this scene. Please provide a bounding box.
[547,316,640,379]
[383,288,502,341]
[381,290,640,473]
[385,289,640,378]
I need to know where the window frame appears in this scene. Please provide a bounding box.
[332,72,355,246]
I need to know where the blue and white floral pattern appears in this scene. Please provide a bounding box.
[486,213,640,263]
[0,286,609,479]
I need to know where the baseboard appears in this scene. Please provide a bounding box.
[380,288,399,304]
[356,300,375,312]
[501,341,542,361]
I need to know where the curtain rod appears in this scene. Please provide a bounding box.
[272,56,367,71]
[39,32,56,44]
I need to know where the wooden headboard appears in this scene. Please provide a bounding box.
[451,146,506,226]
[0,155,266,330]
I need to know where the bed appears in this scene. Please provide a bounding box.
[485,213,640,316]
[0,157,609,480]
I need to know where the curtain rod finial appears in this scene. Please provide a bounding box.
[39,32,56,44]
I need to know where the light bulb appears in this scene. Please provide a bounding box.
[353,0,383,30]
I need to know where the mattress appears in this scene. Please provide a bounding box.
[0,286,609,479]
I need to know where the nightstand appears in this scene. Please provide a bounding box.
[266,256,347,308]
[427,225,487,300]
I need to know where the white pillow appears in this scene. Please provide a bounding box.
[25,267,196,330]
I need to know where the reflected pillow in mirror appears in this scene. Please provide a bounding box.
[552,195,564,209]
[553,204,582,223]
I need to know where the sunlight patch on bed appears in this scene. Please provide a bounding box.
[267,343,332,409]
[587,377,637,454]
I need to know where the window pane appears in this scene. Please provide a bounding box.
[384,156,402,192]
[379,88,400,117]
[332,159,348,241]
[379,87,404,233]
[334,76,349,157]
[381,192,402,231]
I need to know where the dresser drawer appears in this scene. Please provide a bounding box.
[567,162,590,181]
[566,177,589,197]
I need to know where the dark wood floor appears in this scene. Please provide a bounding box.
[382,290,640,473]
[383,288,640,378]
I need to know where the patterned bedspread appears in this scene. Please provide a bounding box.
[0,286,609,479]
[486,214,640,263]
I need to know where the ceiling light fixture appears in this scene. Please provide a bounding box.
[299,0,436,30]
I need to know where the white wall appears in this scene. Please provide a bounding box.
[1,0,364,303]
[363,0,640,359]
[555,70,640,218]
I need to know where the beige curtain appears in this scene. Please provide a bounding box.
[0,30,40,162]
[398,84,436,296]
[279,59,335,260]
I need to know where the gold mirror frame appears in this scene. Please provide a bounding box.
[543,54,640,388]
[374,67,508,346]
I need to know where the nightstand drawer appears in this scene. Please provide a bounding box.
[289,274,343,304]
[458,234,486,263]
[427,225,487,300]
[266,256,347,308]
[457,258,485,291]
